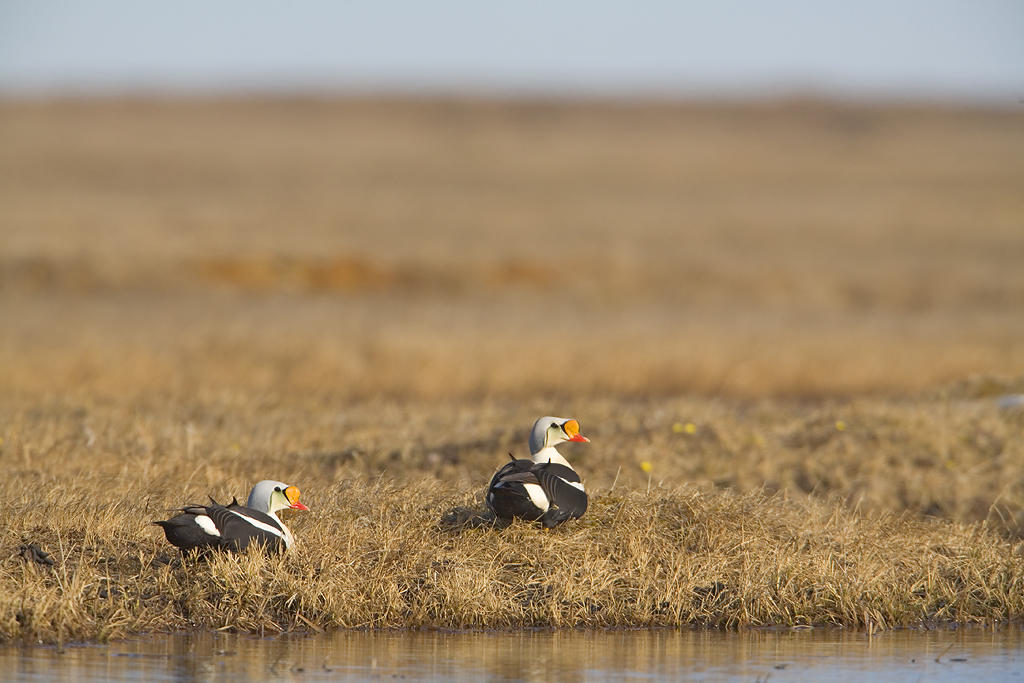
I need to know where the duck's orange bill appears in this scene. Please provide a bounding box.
[285,486,309,511]
[563,419,590,443]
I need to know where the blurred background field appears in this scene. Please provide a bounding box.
[2,97,1022,399]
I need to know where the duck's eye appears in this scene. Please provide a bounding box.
[275,487,282,492]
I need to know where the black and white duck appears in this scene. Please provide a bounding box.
[486,416,589,528]
[154,480,308,553]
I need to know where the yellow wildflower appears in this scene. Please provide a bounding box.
[672,422,698,435]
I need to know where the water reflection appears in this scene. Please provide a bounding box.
[2,627,1021,682]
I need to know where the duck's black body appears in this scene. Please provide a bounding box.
[154,498,288,554]
[487,456,588,528]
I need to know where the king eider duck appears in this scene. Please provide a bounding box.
[154,480,308,554]
[486,416,590,528]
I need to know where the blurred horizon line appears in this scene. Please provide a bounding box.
[1,84,1020,111]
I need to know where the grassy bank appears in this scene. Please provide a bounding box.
[4,480,1022,642]
[2,395,1023,642]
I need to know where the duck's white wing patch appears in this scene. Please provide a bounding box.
[227,509,285,539]
[280,523,294,549]
[562,479,585,492]
[523,483,550,511]
[193,515,221,537]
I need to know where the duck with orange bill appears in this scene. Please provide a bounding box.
[486,416,590,528]
[154,480,308,553]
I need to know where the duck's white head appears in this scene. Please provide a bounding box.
[246,480,309,515]
[529,416,590,456]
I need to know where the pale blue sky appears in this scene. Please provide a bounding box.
[1,1,1021,101]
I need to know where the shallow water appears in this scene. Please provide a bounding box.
[2,627,1021,682]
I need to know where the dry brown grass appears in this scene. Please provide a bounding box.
[1,394,1023,642]
[0,97,1022,641]
[4,475,1024,642]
